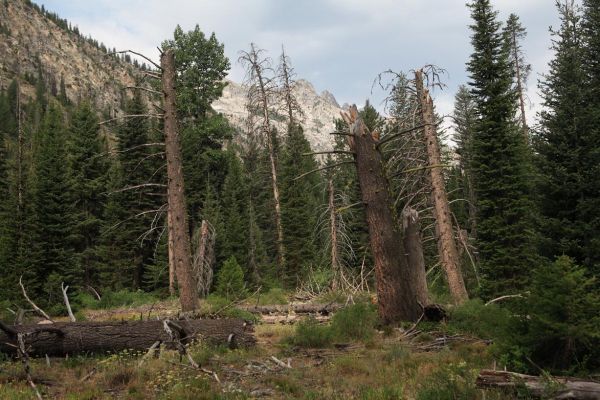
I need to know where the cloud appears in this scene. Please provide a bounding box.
[39,0,559,125]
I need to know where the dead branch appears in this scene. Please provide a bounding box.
[61,283,76,322]
[293,161,355,181]
[302,150,355,156]
[107,50,162,70]
[19,276,52,322]
[123,86,162,96]
[108,183,167,195]
[485,294,526,306]
[99,114,164,126]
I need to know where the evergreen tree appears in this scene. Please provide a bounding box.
[279,124,323,285]
[67,102,108,288]
[467,0,536,298]
[451,85,478,236]
[215,256,247,300]
[220,151,251,275]
[26,101,75,303]
[536,1,599,276]
[100,92,161,289]
[580,0,600,274]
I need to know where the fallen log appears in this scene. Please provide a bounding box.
[0,319,255,358]
[240,303,343,315]
[476,369,600,400]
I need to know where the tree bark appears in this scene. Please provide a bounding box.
[161,49,198,311]
[343,106,421,323]
[415,70,468,304]
[476,369,600,400]
[0,319,255,357]
[167,207,176,296]
[402,207,429,307]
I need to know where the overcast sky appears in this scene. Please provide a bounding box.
[37,0,559,122]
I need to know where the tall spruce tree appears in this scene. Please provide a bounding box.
[580,0,600,274]
[279,124,322,285]
[101,92,161,289]
[26,101,75,303]
[536,1,599,275]
[67,102,108,288]
[467,0,536,298]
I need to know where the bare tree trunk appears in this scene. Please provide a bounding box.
[240,45,285,273]
[402,207,429,306]
[161,49,198,312]
[415,70,468,304]
[258,71,285,273]
[342,106,421,323]
[167,208,176,296]
[193,220,214,298]
[328,178,340,291]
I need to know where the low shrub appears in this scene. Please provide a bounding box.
[447,299,513,340]
[287,303,378,348]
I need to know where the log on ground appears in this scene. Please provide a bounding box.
[0,318,255,357]
[476,369,600,400]
[239,303,343,315]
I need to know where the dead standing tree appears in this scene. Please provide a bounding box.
[341,106,424,323]
[415,69,468,303]
[277,46,304,126]
[161,49,198,311]
[239,44,286,273]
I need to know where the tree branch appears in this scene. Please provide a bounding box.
[99,114,164,126]
[293,161,355,181]
[108,50,162,70]
[19,276,53,322]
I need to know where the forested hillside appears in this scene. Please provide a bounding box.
[0,0,599,399]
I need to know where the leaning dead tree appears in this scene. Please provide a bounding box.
[239,44,286,272]
[161,49,198,311]
[415,69,468,303]
[341,106,424,322]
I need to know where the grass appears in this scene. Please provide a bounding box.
[0,295,529,399]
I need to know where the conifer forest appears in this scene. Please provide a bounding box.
[0,0,599,398]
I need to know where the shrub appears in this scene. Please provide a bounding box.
[215,256,247,300]
[288,317,333,348]
[287,303,378,348]
[448,299,513,340]
[330,302,378,342]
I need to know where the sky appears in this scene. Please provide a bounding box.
[36,0,559,123]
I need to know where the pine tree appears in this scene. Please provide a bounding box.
[451,85,478,237]
[100,92,161,289]
[220,151,251,274]
[536,1,599,276]
[580,0,600,274]
[67,102,108,288]
[279,124,323,285]
[467,0,537,298]
[26,101,75,303]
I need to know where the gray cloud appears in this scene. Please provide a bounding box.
[39,0,561,125]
